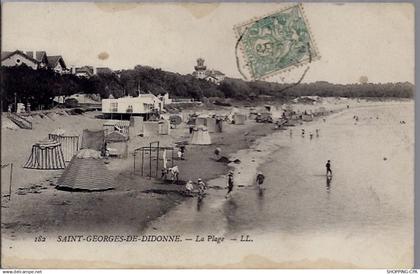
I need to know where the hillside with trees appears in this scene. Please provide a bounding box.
[1,64,414,111]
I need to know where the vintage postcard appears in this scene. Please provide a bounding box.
[0,2,414,269]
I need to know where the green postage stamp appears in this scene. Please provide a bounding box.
[234,4,320,80]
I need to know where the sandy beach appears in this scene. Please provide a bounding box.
[1,98,413,268]
[1,106,274,238]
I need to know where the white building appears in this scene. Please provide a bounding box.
[192,58,225,85]
[102,94,163,118]
[158,93,172,105]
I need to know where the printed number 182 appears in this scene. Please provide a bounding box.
[34,235,46,242]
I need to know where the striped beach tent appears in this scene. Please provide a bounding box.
[48,129,80,162]
[56,149,114,191]
[24,140,66,170]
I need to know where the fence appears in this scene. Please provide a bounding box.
[133,141,176,178]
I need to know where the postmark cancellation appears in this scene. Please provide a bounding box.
[234,4,320,80]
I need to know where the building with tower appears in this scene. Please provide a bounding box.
[192,58,225,85]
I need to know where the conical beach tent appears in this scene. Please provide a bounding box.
[190,126,211,145]
[24,140,66,170]
[56,149,114,191]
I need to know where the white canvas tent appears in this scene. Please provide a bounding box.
[190,126,211,145]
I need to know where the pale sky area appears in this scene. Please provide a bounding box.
[2,2,414,84]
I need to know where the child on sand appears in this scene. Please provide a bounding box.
[185,180,194,195]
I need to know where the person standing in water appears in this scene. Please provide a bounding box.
[326,160,332,176]
[225,171,234,199]
[256,172,265,189]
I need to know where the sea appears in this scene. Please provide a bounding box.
[145,101,414,267]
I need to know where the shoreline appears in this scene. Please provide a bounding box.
[143,100,414,235]
[1,99,412,239]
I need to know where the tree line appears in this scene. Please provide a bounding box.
[0,64,414,111]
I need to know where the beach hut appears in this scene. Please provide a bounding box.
[24,140,66,170]
[56,149,114,191]
[158,119,171,135]
[195,116,207,127]
[105,131,128,158]
[81,129,105,151]
[129,116,144,139]
[142,121,160,136]
[233,113,246,125]
[49,129,80,162]
[190,126,212,145]
[205,117,217,133]
[215,118,223,133]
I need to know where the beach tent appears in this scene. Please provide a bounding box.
[205,117,217,133]
[24,140,66,170]
[190,126,212,145]
[169,115,182,127]
[233,113,246,125]
[302,114,314,122]
[81,129,105,151]
[56,149,114,191]
[49,129,80,162]
[105,131,128,158]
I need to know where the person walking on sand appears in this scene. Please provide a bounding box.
[225,171,234,199]
[326,160,332,177]
[256,172,265,189]
[197,178,206,199]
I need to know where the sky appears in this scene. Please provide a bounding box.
[2,2,414,84]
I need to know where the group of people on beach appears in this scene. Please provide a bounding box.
[297,128,320,139]
[185,178,206,198]
[183,170,267,200]
[225,170,265,199]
